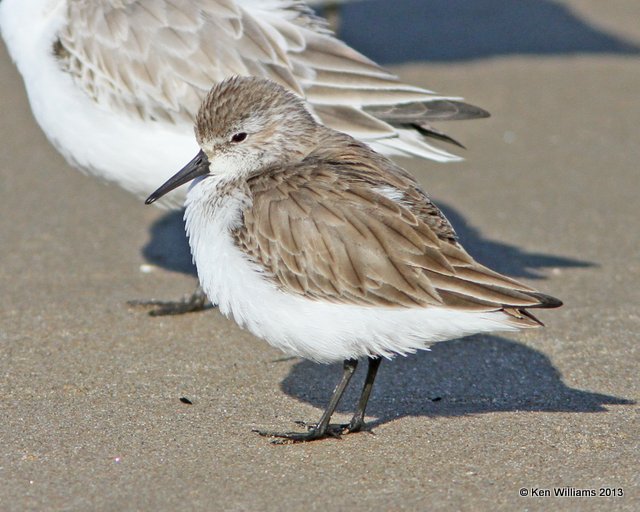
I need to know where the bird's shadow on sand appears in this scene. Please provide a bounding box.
[323,0,640,64]
[141,202,594,280]
[279,335,633,428]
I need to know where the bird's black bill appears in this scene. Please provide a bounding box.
[145,149,210,205]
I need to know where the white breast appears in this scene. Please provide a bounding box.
[185,177,523,364]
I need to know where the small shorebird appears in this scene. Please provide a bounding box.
[146,76,561,442]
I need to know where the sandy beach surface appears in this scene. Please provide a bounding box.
[0,1,637,510]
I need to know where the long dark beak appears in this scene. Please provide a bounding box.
[145,149,210,205]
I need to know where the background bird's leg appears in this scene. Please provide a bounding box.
[347,356,382,433]
[255,359,358,443]
[128,284,211,316]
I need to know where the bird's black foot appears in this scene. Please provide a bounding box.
[253,425,343,444]
[294,419,371,434]
[254,421,370,444]
[345,419,366,434]
[128,288,211,316]
[252,427,334,444]
[254,357,379,444]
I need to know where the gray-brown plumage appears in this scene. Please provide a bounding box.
[155,75,562,328]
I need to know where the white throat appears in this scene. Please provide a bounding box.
[184,175,252,300]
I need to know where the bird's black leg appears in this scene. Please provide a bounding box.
[128,284,211,316]
[255,359,358,443]
[346,356,382,433]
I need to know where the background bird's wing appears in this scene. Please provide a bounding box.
[234,134,546,316]
[57,0,486,160]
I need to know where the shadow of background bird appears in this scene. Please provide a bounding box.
[142,211,196,276]
[437,204,595,279]
[319,0,640,64]
[279,336,633,429]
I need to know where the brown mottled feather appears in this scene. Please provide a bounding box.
[232,130,553,323]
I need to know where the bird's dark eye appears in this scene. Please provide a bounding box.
[231,132,247,143]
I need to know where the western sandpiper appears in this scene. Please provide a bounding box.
[146,76,562,443]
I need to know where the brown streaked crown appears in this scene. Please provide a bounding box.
[193,77,322,172]
[195,76,316,146]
